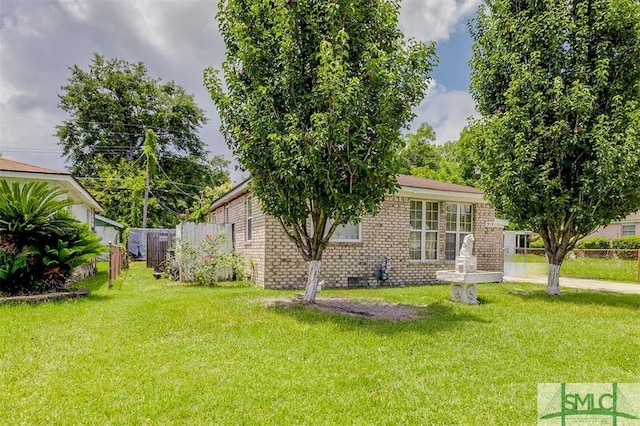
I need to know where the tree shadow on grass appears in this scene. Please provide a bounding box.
[74,270,110,292]
[509,288,640,310]
[266,298,489,336]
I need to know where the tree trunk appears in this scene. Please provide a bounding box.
[547,261,561,295]
[303,260,322,303]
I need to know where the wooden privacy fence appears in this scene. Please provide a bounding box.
[108,243,125,288]
[176,222,233,250]
[146,232,174,269]
[126,228,176,262]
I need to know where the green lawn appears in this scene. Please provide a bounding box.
[511,253,639,282]
[1,262,639,425]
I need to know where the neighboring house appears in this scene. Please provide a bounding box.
[0,157,102,226]
[209,174,505,289]
[95,214,125,245]
[587,212,640,239]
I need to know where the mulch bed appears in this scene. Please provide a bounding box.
[266,296,425,321]
[0,289,89,305]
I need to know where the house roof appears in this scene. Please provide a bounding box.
[0,157,69,175]
[211,174,485,211]
[396,174,484,203]
[210,177,251,211]
[0,157,102,212]
[95,214,125,229]
[396,174,483,194]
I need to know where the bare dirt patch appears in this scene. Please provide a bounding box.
[266,296,425,321]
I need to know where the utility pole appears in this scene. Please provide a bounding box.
[142,156,150,228]
[141,129,157,229]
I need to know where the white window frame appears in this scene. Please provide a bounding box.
[409,200,439,261]
[328,220,361,242]
[445,203,473,261]
[246,196,253,241]
[621,224,636,237]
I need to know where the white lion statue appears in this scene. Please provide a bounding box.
[459,234,474,257]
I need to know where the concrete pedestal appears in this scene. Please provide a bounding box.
[450,282,478,304]
[435,270,504,305]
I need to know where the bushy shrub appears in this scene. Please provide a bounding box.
[0,251,29,295]
[0,180,106,296]
[33,220,106,291]
[612,235,640,250]
[612,236,640,259]
[172,233,246,286]
[528,234,545,248]
[576,237,611,249]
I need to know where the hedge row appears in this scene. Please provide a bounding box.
[576,236,640,250]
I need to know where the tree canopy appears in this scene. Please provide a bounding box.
[469,0,640,294]
[397,123,480,186]
[57,54,230,227]
[205,0,436,301]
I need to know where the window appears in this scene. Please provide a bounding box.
[445,203,473,261]
[246,196,253,241]
[328,220,361,241]
[409,200,439,261]
[622,224,636,237]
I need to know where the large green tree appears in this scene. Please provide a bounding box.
[397,123,472,185]
[77,155,230,229]
[440,124,483,187]
[205,0,436,302]
[57,54,229,227]
[470,0,640,294]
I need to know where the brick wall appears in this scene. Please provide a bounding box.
[261,197,504,289]
[474,204,504,271]
[211,194,266,285]
[212,191,503,289]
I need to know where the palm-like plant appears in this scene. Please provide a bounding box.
[33,222,106,290]
[0,251,29,295]
[0,180,76,253]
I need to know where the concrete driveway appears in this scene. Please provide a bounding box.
[504,275,640,295]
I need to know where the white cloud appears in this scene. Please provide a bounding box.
[0,0,477,181]
[410,80,479,143]
[399,0,480,42]
[58,0,90,22]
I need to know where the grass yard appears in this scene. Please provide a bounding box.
[1,262,639,425]
[511,253,640,282]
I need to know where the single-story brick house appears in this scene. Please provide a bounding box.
[208,174,505,289]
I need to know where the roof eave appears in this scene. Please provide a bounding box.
[95,214,125,228]
[0,170,103,212]
[397,186,486,203]
[210,178,251,211]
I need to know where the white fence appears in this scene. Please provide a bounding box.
[175,222,233,252]
[173,222,234,282]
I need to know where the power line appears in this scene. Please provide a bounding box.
[77,176,209,190]
[149,190,180,215]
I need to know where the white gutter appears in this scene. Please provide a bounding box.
[396,186,486,204]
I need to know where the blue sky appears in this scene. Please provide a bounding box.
[0,0,480,183]
[433,27,474,92]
